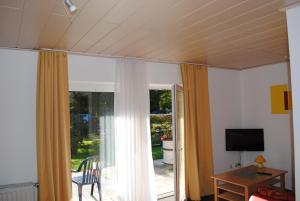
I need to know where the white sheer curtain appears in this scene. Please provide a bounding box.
[114,59,157,201]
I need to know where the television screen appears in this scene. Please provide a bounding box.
[226,129,264,151]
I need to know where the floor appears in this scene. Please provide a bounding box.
[72,166,117,201]
[72,159,174,201]
[153,159,174,199]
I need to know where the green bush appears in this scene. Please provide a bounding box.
[150,114,172,144]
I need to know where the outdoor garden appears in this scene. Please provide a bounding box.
[70,90,172,170]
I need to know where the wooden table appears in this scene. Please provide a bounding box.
[211,165,287,201]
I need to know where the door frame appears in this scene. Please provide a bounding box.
[172,84,185,201]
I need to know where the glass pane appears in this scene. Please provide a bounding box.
[70,91,115,201]
[150,90,174,199]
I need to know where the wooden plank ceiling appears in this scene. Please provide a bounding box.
[0,0,299,69]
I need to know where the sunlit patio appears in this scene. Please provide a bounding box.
[72,159,174,201]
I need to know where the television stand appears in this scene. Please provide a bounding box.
[211,165,287,201]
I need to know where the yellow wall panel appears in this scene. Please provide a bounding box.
[270,85,289,114]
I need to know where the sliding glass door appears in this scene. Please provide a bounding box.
[69,87,185,201]
[70,91,116,201]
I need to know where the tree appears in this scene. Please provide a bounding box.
[159,91,172,113]
[150,90,172,114]
[70,92,89,154]
[69,92,114,154]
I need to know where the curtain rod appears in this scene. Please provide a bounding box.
[0,46,239,70]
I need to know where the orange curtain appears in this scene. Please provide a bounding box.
[181,63,214,200]
[36,50,72,201]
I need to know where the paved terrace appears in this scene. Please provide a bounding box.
[72,159,174,201]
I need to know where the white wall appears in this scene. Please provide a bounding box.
[208,68,242,174]
[240,62,293,189]
[68,54,182,91]
[0,49,38,185]
[287,4,300,197]
[208,62,294,189]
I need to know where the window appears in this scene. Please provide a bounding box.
[70,91,115,200]
[70,91,114,168]
[70,89,174,200]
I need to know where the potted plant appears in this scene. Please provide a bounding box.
[160,121,174,164]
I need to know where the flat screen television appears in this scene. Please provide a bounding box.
[225,129,264,151]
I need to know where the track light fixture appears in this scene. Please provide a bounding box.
[64,0,77,13]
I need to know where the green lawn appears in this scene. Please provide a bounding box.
[71,138,100,170]
[152,145,163,160]
[71,139,163,170]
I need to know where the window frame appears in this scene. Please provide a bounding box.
[69,81,172,92]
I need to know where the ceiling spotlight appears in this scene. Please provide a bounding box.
[64,0,77,13]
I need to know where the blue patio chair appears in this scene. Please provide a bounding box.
[72,156,102,201]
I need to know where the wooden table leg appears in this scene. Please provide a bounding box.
[280,174,286,191]
[245,187,249,201]
[214,179,218,201]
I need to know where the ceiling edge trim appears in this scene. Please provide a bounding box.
[0,47,287,71]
